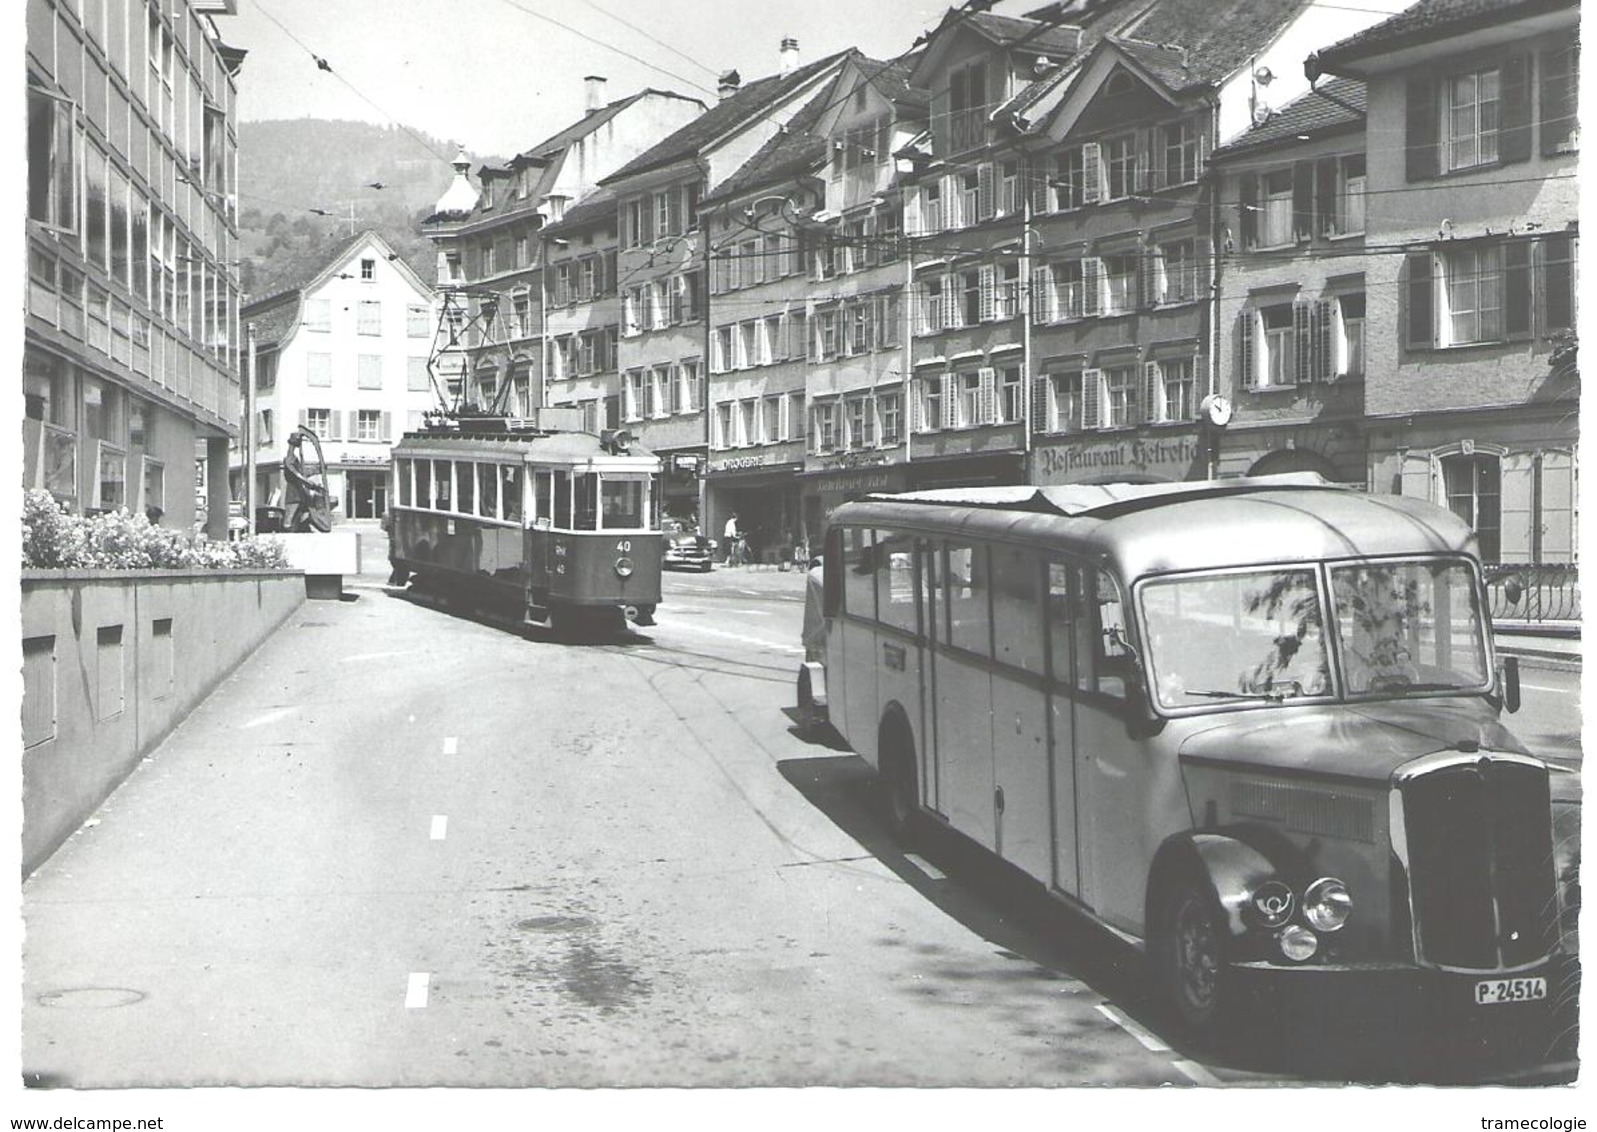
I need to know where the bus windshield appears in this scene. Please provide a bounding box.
[1138,557,1490,709]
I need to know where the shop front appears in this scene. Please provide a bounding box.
[659,448,707,527]
[1031,427,1208,485]
[799,460,910,552]
[1212,421,1368,485]
[705,447,805,565]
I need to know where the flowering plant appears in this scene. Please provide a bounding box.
[22,490,290,571]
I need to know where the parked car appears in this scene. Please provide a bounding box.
[662,523,715,571]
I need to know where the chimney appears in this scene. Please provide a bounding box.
[718,69,741,100]
[780,37,800,75]
[584,75,607,113]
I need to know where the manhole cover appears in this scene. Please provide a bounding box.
[516,915,592,933]
[36,987,146,1009]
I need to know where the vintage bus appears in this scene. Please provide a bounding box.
[806,475,1579,1040]
[389,415,662,634]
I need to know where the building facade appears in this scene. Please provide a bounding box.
[235,230,437,519]
[1314,0,1579,566]
[25,0,244,535]
[1209,77,1372,484]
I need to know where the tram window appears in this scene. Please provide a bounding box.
[1047,562,1075,685]
[601,477,644,530]
[396,459,411,507]
[574,474,598,530]
[842,528,874,618]
[992,545,1044,674]
[433,460,452,509]
[503,466,523,523]
[536,471,554,525]
[478,463,498,519]
[945,543,991,658]
[415,460,432,509]
[553,471,572,528]
[875,532,917,633]
[457,459,476,515]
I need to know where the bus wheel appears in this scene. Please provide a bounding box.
[1151,873,1232,1039]
[877,730,920,847]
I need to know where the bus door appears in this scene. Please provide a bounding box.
[1069,568,1152,932]
[987,545,1051,882]
[1044,562,1085,899]
[925,540,996,849]
[835,527,881,750]
[871,531,925,801]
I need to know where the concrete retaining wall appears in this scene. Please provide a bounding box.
[20,569,305,875]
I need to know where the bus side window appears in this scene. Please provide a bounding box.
[875,533,918,633]
[415,459,431,508]
[1091,569,1130,700]
[1047,561,1074,685]
[822,527,843,616]
[842,528,875,618]
[945,543,991,657]
[503,466,523,523]
[553,471,572,528]
[992,545,1043,675]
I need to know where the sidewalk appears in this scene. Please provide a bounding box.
[1494,626,1581,671]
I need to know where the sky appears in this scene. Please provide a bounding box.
[223,0,962,161]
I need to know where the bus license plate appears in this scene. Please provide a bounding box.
[1474,977,1547,1006]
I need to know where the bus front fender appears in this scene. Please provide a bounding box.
[1150,833,1284,941]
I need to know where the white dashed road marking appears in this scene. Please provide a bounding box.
[1096,1003,1221,1085]
[443,737,458,755]
[405,972,430,1009]
[662,622,803,654]
[430,815,448,841]
[902,854,946,881]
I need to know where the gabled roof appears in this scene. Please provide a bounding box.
[1210,76,1366,157]
[962,10,1087,56]
[1314,0,1577,72]
[540,185,618,237]
[243,229,431,347]
[602,49,854,185]
[699,83,834,206]
[1115,0,1312,85]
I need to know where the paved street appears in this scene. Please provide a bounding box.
[20,534,1581,1113]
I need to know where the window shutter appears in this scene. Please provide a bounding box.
[1541,233,1576,333]
[1136,127,1154,192]
[298,409,309,427]
[379,412,391,442]
[979,265,997,322]
[1192,353,1208,408]
[946,173,962,228]
[1031,154,1053,215]
[1400,452,1434,501]
[1032,376,1050,432]
[978,367,996,424]
[1143,360,1162,423]
[778,393,790,441]
[1032,264,1053,324]
[1499,54,1533,164]
[1082,142,1103,204]
[1405,76,1441,181]
[1081,368,1103,430]
[1314,158,1337,236]
[977,162,995,221]
[1499,451,1536,563]
[905,185,923,236]
[1404,252,1435,351]
[1082,257,1102,316]
[1238,309,1256,391]
[1239,175,1258,248]
[710,402,723,449]
[1315,300,1334,381]
[1292,300,1312,383]
[1541,46,1579,156]
[942,272,958,330]
[328,411,343,441]
[1540,450,1576,562]
[1504,239,1533,339]
[1292,161,1314,243]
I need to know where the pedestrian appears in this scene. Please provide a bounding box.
[144,505,164,525]
[724,512,743,566]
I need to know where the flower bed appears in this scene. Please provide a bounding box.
[23,488,289,570]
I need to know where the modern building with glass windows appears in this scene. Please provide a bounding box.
[25,0,244,535]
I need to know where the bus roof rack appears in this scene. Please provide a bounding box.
[865,473,1345,518]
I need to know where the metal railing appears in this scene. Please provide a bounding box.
[1484,563,1581,626]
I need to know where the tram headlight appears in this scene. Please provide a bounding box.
[614,556,635,578]
[1302,877,1352,932]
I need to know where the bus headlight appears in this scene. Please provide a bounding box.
[1279,924,1319,962]
[1303,877,1352,932]
[615,557,635,578]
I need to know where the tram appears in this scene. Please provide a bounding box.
[388,409,663,634]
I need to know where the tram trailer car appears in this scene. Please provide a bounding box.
[389,422,662,633]
[809,476,1580,1052]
